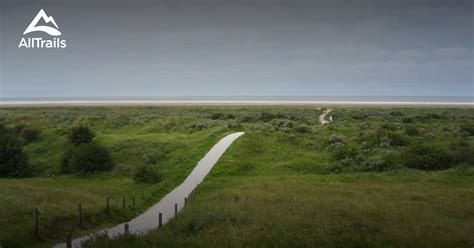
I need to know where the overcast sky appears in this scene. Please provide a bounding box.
[0,0,472,98]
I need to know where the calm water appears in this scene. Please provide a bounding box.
[1,96,472,103]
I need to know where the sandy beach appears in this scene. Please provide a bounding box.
[0,100,473,107]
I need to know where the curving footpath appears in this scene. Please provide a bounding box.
[319,109,332,125]
[54,132,245,248]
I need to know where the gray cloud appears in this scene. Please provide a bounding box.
[0,0,472,98]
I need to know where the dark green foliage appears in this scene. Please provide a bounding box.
[459,122,474,136]
[258,112,286,122]
[67,143,115,174]
[69,126,95,146]
[359,151,399,172]
[386,132,407,147]
[295,124,312,133]
[402,144,449,170]
[60,146,74,173]
[133,164,161,184]
[13,124,27,133]
[62,126,114,174]
[329,142,359,161]
[402,117,414,123]
[20,127,41,143]
[209,113,235,120]
[209,113,223,120]
[405,125,419,136]
[0,124,29,177]
[390,111,404,116]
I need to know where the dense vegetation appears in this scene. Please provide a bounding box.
[0,105,473,247]
[61,126,115,174]
[0,124,30,177]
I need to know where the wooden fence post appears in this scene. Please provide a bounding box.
[78,203,83,227]
[66,233,72,248]
[159,212,162,228]
[34,208,39,237]
[174,203,178,217]
[124,223,129,234]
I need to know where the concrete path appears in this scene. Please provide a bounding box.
[53,132,245,248]
[319,109,332,125]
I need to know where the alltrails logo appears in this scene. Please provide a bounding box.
[18,9,67,48]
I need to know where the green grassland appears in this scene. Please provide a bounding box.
[1,105,473,247]
[0,106,230,247]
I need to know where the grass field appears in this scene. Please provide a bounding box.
[83,120,474,248]
[0,106,229,247]
[1,105,473,247]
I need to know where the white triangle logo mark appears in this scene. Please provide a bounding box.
[23,9,62,36]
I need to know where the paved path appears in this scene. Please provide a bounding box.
[319,109,332,125]
[53,132,245,248]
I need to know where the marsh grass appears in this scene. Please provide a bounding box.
[1,105,473,247]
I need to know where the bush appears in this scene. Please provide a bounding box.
[0,125,29,177]
[142,150,165,165]
[113,163,135,176]
[133,164,161,184]
[402,117,414,123]
[360,151,399,172]
[329,142,358,161]
[13,124,27,134]
[459,122,474,136]
[69,126,95,146]
[295,124,312,133]
[20,127,41,143]
[403,144,449,170]
[328,134,347,145]
[226,120,242,129]
[209,113,223,120]
[386,132,407,147]
[405,126,419,136]
[67,143,115,174]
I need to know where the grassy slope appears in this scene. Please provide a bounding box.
[0,107,230,247]
[83,107,474,247]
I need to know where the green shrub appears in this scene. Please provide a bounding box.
[386,132,407,147]
[20,127,41,143]
[402,117,414,123]
[68,143,115,174]
[226,120,242,129]
[403,144,449,170]
[68,126,95,146]
[329,142,358,161]
[142,150,165,165]
[459,122,474,136]
[328,134,347,144]
[447,147,474,166]
[133,164,161,184]
[13,124,27,134]
[209,113,223,120]
[0,125,30,177]
[113,163,135,176]
[390,111,404,117]
[60,146,74,173]
[405,126,419,136]
[360,151,399,172]
[295,124,312,133]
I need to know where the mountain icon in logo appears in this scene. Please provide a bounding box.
[23,9,61,36]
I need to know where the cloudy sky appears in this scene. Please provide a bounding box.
[0,0,472,98]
